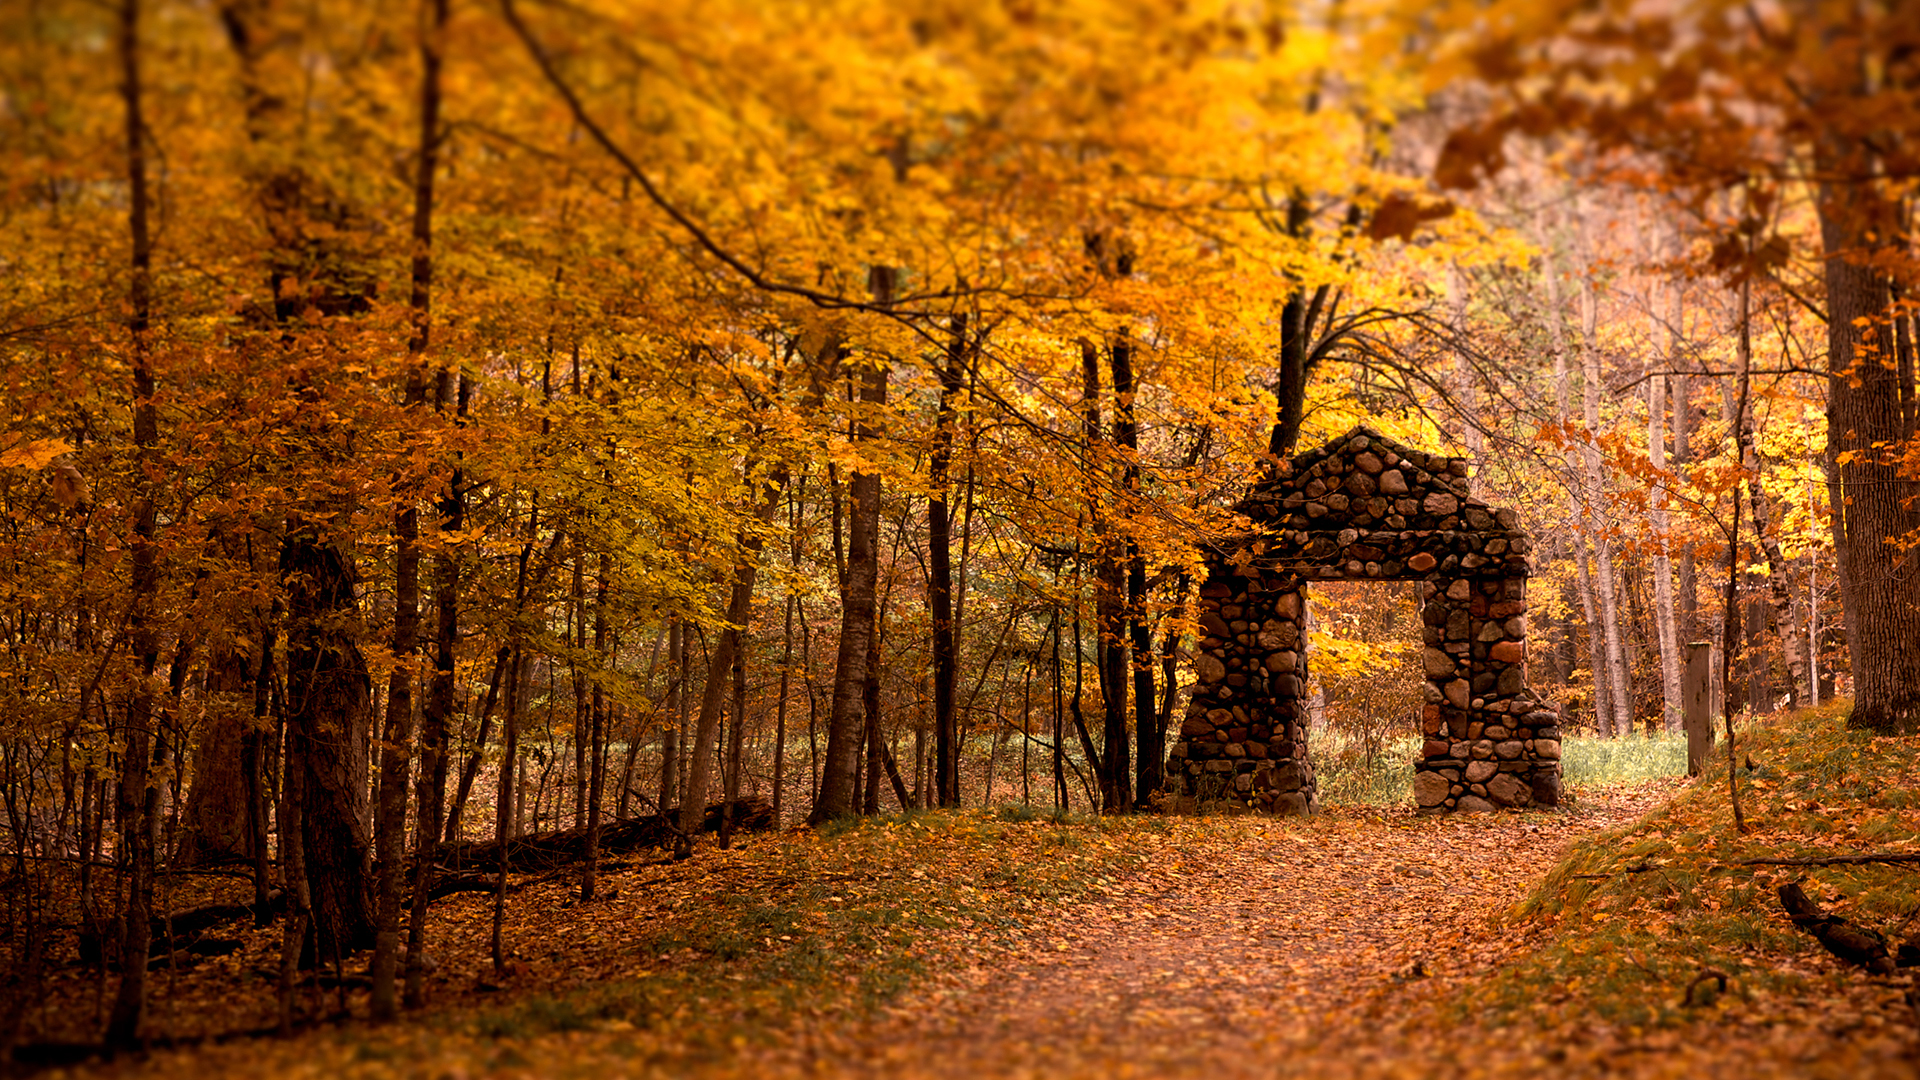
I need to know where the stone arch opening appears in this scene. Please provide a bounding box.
[1171,426,1563,815]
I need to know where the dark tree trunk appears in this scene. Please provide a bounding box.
[580,555,610,897]
[281,531,377,962]
[105,0,159,1048]
[1671,371,1699,640]
[374,0,445,1017]
[660,619,681,812]
[1817,152,1920,734]
[1110,335,1160,807]
[927,314,966,808]
[177,651,255,866]
[1081,340,1129,812]
[403,468,459,1008]
[1268,198,1315,457]
[245,619,277,921]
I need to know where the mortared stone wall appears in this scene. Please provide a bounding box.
[1172,426,1563,814]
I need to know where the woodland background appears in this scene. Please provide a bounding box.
[3,0,1920,1057]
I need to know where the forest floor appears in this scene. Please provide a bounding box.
[21,703,1920,1079]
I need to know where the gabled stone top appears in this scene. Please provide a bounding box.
[1238,425,1523,538]
[1224,425,1532,581]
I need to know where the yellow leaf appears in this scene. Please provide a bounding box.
[0,436,72,470]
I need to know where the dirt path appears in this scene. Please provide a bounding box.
[811,786,1677,1079]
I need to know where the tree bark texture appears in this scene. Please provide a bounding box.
[1815,137,1920,734]
[280,531,377,960]
[812,269,894,823]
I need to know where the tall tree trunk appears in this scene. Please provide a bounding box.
[678,472,785,850]
[773,590,795,827]
[274,728,310,1035]
[105,0,160,1048]
[1672,364,1700,641]
[660,619,681,812]
[371,0,445,1018]
[1817,129,1920,733]
[491,646,522,974]
[579,555,610,898]
[1649,367,1683,733]
[1268,197,1315,457]
[403,447,459,1008]
[1110,335,1157,807]
[1540,224,1614,734]
[1573,230,1634,735]
[720,641,748,845]
[927,314,966,809]
[281,528,376,962]
[245,617,276,922]
[1081,341,1129,811]
[811,268,895,824]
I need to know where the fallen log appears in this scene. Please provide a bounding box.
[1778,881,1895,974]
[432,797,774,873]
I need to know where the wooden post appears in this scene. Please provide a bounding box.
[1684,641,1714,776]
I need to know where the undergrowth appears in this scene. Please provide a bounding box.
[1471,698,1920,1030]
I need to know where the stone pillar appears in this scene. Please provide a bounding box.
[1412,575,1561,812]
[1172,571,1314,815]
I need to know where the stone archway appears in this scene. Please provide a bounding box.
[1170,426,1563,814]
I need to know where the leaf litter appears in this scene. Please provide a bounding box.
[33,727,1920,1079]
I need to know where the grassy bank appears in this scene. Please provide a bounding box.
[1474,698,1920,1030]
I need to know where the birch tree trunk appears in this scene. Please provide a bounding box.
[1648,284,1684,733]
[1539,220,1616,735]
[1572,215,1634,735]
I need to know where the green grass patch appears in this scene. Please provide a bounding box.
[1314,728,1689,807]
[1560,730,1689,788]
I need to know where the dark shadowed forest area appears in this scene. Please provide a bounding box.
[4,0,1920,1076]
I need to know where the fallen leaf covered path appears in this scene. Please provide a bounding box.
[809,798,1636,1080]
[790,782,1908,1080]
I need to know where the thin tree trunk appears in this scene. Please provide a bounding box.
[105,0,160,1047]
[928,313,966,808]
[491,646,522,975]
[275,737,310,1036]
[1648,370,1683,733]
[579,555,610,898]
[1081,341,1128,810]
[678,474,784,853]
[245,617,276,922]
[1573,226,1633,735]
[403,456,459,1008]
[1732,296,1809,710]
[1110,334,1157,807]
[371,0,445,1017]
[1540,224,1613,735]
[660,619,681,812]
[719,644,746,847]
